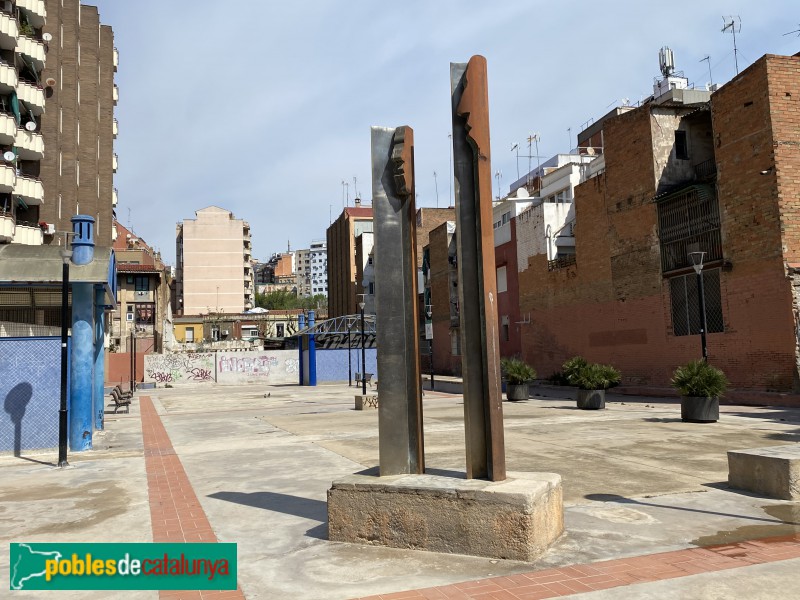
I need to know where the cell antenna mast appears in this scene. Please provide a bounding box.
[721,16,742,75]
[700,55,713,85]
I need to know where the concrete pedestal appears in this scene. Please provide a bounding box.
[327,471,563,560]
[728,445,800,500]
[354,394,379,410]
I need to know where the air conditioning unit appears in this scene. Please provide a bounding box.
[222,330,229,336]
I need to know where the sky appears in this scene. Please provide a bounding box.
[90,0,799,266]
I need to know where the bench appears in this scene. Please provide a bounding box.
[354,373,375,388]
[108,388,132,414]
[115,384,133,399]
[728,445,800,500]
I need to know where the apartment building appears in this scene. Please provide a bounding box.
[175,206,253,315]
[309,239,327,297]
[326,202,373,317]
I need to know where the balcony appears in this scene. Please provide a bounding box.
[16,80,45,114]
[13,221,43,245]
[0,208,12,241]
[0,111,15,144]
[112,187,118,207]
[15,128,44,160]
[17,0,47,28]
[112,153,118,172]
[113,118,118,138]
[133,290,154,302]
[14,175,44,205]
[113,84,118,104]
[0,162,15,191]
[16,35,46,71]
[0,60,16,92]
[113,47,118,71]
[0,11,17,51]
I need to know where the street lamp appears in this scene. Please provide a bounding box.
[425,304,434,391]
[359,299,366,395]
[689,251,708,362]
[58,244,73,468]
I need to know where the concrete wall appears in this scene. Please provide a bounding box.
[143,353,216,385]
[0,338,61,453]
[143,350,299,385]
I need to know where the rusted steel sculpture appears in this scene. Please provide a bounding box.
[371,125,425,475]
[450,56,506,481]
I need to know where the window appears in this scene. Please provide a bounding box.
[669,268,723,336]
[135,303,154,326]
[368,282,375,295]
[657,185,721,273]
[501,315,510,342]
[496,266,507,293]
[185,327,194,342]
[134,276,149,291]
[276,323,285,337]
[675,130,688,160]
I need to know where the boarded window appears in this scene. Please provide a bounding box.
[657,184,722,273]
[669,268,723,336]
[496,266,508,293]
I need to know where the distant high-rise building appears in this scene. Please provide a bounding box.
[309,239,327,298]
[175,206,253,315]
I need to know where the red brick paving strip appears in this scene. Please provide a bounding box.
[140,396,246,600]
[355,534,800,599]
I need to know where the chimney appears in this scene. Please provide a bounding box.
[354,197,361,207]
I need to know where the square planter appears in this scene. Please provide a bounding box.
[576,389,605,410]
[681,396,719,422]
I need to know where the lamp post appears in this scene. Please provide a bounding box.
[689,251,708,362]
[347,320,352,386]
[58,244,72,468]
[425,305,434,391]
[359,299,366,395]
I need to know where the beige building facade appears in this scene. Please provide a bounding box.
[175,206,253,315]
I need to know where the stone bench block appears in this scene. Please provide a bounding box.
[728,445,800,500]
[354,394,379,410]
[327,471,563,561]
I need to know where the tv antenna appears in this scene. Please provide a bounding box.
[433,171,439,208]
[341,180,349,208]
[526,133,541,191]
[721,16,742,75]
[700,55,713,86]
[510,143,519,180]
[783,26,800,37]
[352,176,359,199]
[494,170,502,201]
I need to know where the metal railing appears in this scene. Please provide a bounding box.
[548,254,577,271]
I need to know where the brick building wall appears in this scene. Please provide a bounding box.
[39,1,115,246]
[496,217,521,358]
[426,221,461,375]
[517,54,800,390]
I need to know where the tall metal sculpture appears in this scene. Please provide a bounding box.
[450,56,506,481]
[371,125,425,475]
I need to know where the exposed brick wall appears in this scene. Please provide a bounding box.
[516,55,800,390]
[416,208,455,269]
[496,217,520,358]
[427,222,461,375]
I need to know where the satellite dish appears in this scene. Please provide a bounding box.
[3,151,15,162]
[45,77,56,87]
[42,33,52,42]
[515,187,530,199]
[24,121,36,132]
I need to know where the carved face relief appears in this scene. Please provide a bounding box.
[391,126,414,199]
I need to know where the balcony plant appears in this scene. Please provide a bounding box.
[500,357,536,401]
[566,360,621,410]
[671,360,729,423]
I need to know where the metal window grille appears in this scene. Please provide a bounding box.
[669,268,723,337]
[657,185,722,273]
[0,287,71,337]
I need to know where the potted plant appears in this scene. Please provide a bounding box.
[671,360,729,423]
[562,356,587,384]
[500,357,536,401]
[567,361,621,410]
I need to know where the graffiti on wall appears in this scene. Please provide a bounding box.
[314,333,377,350]
[218,355,278,375]
[215,351,299,384]
[144,353,215,384]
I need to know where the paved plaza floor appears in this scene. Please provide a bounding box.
[1,382,799,599]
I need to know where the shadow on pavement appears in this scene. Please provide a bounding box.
[584,493,800,525]
[209,491,326,521]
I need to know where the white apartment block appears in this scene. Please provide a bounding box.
[309,239,327,297]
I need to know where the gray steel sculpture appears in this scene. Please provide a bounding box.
[371,125,425,475]
[450,56,507,481]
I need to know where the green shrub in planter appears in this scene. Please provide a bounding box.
[500,357,536,401]
[501,357,536,385]
[672,360,729,423]
[562,356,587,385]
[671,360,729,398]
[571,363,621,391]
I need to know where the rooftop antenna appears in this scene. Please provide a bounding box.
[127,207,131,228]
[510,143,519,180]
[448,133,453,206]
[721,16,742,75]
[341,180,349,208]
[494,170,502,201]
[700,55,713,86]
[433,171,439,208]
[566,128,572,153]
[659,46,675,77]
[783,26,800,37]
[352,176,359,199]
[526,133,541,192]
